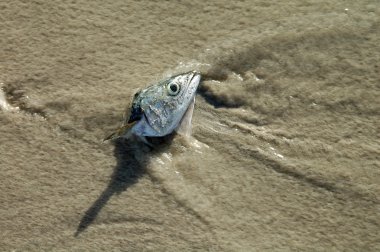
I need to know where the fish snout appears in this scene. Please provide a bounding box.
[188,71,201,88]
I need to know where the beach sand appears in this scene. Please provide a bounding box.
[1,1,379,251]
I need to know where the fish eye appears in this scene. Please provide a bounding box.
[167,83,180,96]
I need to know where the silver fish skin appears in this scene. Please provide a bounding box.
[105,71,201,142]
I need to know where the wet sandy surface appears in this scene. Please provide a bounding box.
[1,1,380,251]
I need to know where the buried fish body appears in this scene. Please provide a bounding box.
[105,71,201,143]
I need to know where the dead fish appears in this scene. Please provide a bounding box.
[104,71,201,144]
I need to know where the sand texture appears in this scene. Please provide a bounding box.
[1,1,380,251]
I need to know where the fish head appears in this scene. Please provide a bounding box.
[130,71,201,137]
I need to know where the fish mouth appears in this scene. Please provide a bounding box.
[187,71,201,81]
[174,70,200,84]
[177,71,200,124]
[188,71,201,86]
[184,71,201,96]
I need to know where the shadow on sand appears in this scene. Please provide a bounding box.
[75,137,173,237]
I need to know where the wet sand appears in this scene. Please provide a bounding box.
[1,1,380,251]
